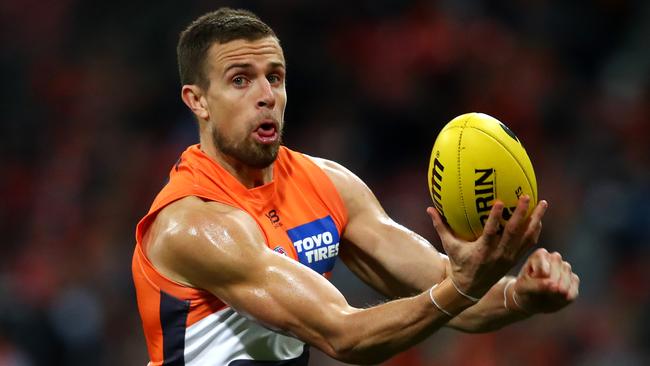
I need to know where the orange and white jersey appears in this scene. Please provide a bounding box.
[132,145,348,365]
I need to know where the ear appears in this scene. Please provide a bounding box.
[181,85,209,120]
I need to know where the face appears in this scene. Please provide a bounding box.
[201,37,287,169]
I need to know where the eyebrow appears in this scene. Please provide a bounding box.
[224,63,252,73]
[268,62,286,70]
[223,62,286,75]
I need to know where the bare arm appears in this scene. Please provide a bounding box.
[144,196,476,364]
[314,157,577,333]
[321,162,448,297]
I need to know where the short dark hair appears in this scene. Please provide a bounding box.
[177,8,277,88]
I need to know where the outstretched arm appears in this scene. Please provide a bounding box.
[314,157,578,333]
[144,197,477,364]
[144,190,539,363]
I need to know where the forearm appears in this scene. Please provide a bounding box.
[332,278,473,364]
[218,253,472,365]
[339,230,448,299]
[446,276,530,333]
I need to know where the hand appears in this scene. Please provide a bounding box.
[427,195,548,298]
[511,248,580,314]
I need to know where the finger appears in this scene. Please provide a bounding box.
[427,207,454,243]
[502,195,531,243]
[522,200,548,247]
[524,220,543,247]
[527,248,551,278]
[557,261,573,294]
[480,200,504,243]
[528,200,549,226]
[567,273,580,300]
[547,252,563,290]
[562,261,573,293]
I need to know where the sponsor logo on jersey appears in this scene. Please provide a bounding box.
[286,216,340,274]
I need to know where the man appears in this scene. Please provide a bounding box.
[132,8,579,365]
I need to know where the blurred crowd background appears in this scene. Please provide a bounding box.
[1,0,649,365]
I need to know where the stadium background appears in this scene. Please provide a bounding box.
[1,0,649,365]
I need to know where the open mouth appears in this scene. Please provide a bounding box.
[252,121,279,144]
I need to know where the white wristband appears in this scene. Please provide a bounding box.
[503,278,530,314]
[503,278,516,311]
[429,284,453,317]
[451,278,481,303]
[512,288,529,314]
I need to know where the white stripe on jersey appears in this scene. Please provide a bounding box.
[184,306,305,365]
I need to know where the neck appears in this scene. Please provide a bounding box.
[199,137,274,189]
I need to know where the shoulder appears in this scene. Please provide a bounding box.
[304,156,380,218]
[144,196,266,287]
[306,156,369,194]
[153,196,259,243]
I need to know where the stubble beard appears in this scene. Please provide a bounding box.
[212,126,283,169]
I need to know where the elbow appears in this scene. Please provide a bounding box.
[320,326,393,364]
[302,309,359,363]
[316,326,360,363]
[323,342,393,365]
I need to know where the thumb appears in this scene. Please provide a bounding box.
[427,207,454,244]
[526,249,551,278]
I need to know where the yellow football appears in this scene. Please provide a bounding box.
[427,113,538,241]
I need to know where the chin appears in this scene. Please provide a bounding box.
[248,146,280,169]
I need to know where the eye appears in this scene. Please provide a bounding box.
[232,76,249,87]
[267,74,282,85]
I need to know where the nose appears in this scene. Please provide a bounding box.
[256,78,276,109]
